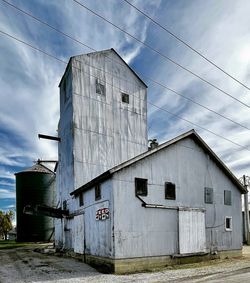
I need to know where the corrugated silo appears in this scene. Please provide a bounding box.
[15,162,56,242]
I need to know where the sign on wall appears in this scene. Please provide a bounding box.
[96,208,109,221]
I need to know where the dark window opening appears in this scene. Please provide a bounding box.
[79,193,84,207]
[63,200,67,211]
[121,93,129,104]
[165,182,176,200]
[224,190,232,205]
[135,178,148,196]
[95,184,101,200]
[225,217,232,231]
[204,187,213,204]
[96,79,105,96]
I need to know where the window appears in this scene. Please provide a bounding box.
[165,182,176,200]
[95,184,101,200]
[79,193,84,207]
[121,93,129,104]
[225,216,232,231]
[96,79,105,96]
[135,178,148,196]
[224,190,232,205]
[204,187,213,204]
[63,200,67,211]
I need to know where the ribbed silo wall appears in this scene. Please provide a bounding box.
[15,170,56,242]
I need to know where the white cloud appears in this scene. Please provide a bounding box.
[1,0,250,213]
[0,189,15,199]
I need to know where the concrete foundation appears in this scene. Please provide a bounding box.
[82,249,242,274]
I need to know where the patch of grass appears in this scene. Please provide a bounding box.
[0,240,34,250]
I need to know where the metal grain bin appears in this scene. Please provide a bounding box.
[15,162,56,242]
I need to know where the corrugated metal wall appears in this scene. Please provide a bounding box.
[71,50,148,188]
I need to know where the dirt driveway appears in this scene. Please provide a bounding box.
[1,245,250,282]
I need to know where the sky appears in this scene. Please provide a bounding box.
[1,0,250,215]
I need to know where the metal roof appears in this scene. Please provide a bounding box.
[15,163,55,175]
[71,129,247,196]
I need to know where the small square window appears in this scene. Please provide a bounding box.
[96,79,105,96]
[79,193,84,207]
[95,184,101,201]
[204,187,213,204]
[165,182,176,200]
[225,216,232,231]
[135,178,148,196]
[121,93,129,104]
[224,190,231,205]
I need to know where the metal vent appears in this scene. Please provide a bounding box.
[204,187,213,204]
[224,190,232,205]
[96,79,105,96]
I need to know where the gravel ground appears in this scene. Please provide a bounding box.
[0,246,250,282]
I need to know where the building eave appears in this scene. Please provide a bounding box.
[71,129,246,197]
[70,171,112,196]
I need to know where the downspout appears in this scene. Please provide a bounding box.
[84,213,86,263]
[136,195,178,210]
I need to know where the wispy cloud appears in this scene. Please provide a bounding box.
[0,189,16,199]
[0,0,250,213]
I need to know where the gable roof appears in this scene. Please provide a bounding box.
[71,130,247,196]
[59,48,147,88]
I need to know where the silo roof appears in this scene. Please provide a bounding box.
[15,163,55,175]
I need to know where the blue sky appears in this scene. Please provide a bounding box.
[1,0,250,215]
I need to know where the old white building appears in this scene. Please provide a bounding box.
[55,49,247,273]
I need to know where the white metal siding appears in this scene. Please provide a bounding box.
[179,209,206,254]
[73,214,85,254]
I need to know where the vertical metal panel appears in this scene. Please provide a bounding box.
[71,49,148,187]
[73,214,85,254]
[15,165,55,242]
[179,209,206,254]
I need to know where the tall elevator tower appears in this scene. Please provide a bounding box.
[57,49,148,204]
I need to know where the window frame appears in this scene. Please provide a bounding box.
[79,193,84,207]
[204,187,213,204]
[224,190,232,205]
[165,182,176,200]
[225,216,232,231]
[121,92,129,104]
[135,177,148,196]
[95,183,101,201]
[96,79,105,96]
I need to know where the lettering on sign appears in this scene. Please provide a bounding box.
[96,208,109,221]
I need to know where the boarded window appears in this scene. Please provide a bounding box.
[165,182,176,200]
[224,190,232,205]
[204,187,213,204]
[225,216,232,231]
[79,193,84,207]
[121,93,129,103]
[96,79,105,96]
[135,178,148,196]
[95,184,101,200]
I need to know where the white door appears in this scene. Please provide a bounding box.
[73,214,85,254]
[179,209,206,254]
